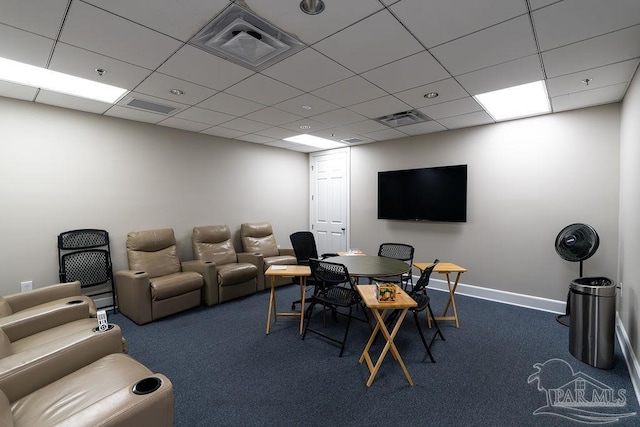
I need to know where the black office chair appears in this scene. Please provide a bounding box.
[303,259,363,357]
[374,243,415,290]
[407,259,444,362]
[58,229,118,313]
[289,231,337,310]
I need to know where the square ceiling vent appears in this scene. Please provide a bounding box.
[375,110,432,128]
[189,4,305,72]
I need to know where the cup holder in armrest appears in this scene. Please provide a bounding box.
[132,377,162,395]
[66,299,84,305]
[93,324,115,333]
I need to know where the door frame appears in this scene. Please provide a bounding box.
[309,147,351,253]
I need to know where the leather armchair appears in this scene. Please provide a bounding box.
[0,318,125,403]
[240,222,297,291]
[188,225,258,306]
[0,281,96,342]
[115,229,204,325]
[3,353,174,426]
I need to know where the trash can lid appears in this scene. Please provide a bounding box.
[570,277,616,296]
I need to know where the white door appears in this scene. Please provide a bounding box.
[310,148,350,255]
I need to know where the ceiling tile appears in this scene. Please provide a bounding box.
[254,127,299,140]
[219,117,271,133]
[174,106,234,126]
[50,42,151,90]
[362,128,409,141]
[244,0,385,45]
[456,54,544,95]
[236,134,275,144]
[430,15,538,76]
[158,117,211,132]
[547,59,640,97]
[542,25,640,78]
[261,48,353,92]
[60,1,183,70]
[279,117,331,133]
[197,92,264,116]
[528,0,559,10]
[310,108,367,127]
[362,51,450,94]
[135,72,216,105]
[340,119,388,134]
[391,0,527,48]
[437,111,494,130]
[311,75,387,106]
[35,90,111,114]
[396,121,447,136]
[0,0,69,39]
[200,126,247,138]
[533,0,640,51]
[0,24,54,67]
[314,10,424,73]
[551,83,628,112]
[273,94,338,117]
[0,81,37,101]
[83,0,230,41]
[158,45,255,91]
[244,107,302,126]
[419,97,482,120]
[104,105,166,124]
[394,78,469,109]
[225,74,303,105]
[348,95,412,119]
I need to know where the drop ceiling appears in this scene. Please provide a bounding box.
[1,0,639,152]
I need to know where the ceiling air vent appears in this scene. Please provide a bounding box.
[189,3,305,72]
[121,97,181,115]
[342,137,364,144]
[375,110,431,128]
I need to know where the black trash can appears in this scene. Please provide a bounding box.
[569,277,616,369]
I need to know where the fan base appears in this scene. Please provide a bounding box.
[556,314,570,327]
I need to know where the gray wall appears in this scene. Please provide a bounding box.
[619,68,640,362]
[0,97,309,296]
[350,104,621,302]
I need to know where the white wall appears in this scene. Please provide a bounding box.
[350,104,621,302]
[619,68,640,362]
[0,97,309,295]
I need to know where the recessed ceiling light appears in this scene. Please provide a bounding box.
[0,57,128,103]
[169,89,185,96]
[424,92,439,99]
[285,134,346,149]
[474,80,550,121]
[300,0,325,15]
[300,125,311,130]
[302,105,312,110]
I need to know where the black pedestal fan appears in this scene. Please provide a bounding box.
[555,223,600,326]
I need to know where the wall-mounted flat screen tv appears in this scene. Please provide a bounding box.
[378,164,467,222]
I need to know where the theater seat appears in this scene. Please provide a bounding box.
[4,353,174,427]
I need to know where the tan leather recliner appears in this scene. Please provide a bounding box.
[240,222,297,291]
[3,353,174,426]
[115,229,203,325]
[188,225,259,306]
[0,281,96,342]
[0,318,125,403]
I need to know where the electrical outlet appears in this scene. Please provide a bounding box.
[20,280,33,292]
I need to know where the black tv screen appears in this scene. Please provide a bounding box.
[378,165,467,222]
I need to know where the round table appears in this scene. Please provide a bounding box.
[327,256,410,279]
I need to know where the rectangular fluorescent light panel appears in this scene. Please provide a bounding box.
[0,57,128,103]
[284,134,347,150]
[474,80,550,121]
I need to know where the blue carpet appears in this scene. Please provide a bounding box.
[110,285,640,426]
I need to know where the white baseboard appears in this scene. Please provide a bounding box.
[425,277,566,314]
[616,313,640,406]
[418,274,640,404]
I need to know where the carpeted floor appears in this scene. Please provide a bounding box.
[110,284,640,426]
